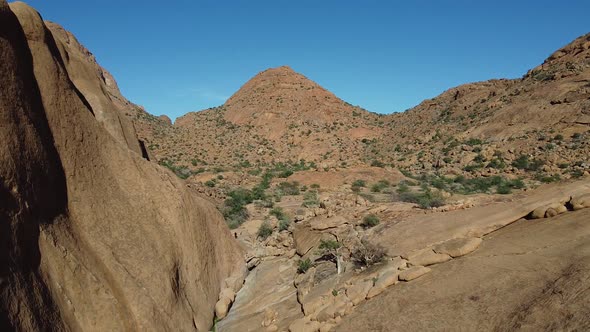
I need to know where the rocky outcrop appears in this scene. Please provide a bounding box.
[44,20,144,156]
[337,210,590,331]
[0,2,244,330]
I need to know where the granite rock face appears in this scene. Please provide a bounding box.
[0,2,244,330]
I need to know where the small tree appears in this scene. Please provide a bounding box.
[297,258,312,274]
[351,240,386,267]
[318,239,343,274]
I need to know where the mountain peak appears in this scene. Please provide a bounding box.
[222,66,350,128]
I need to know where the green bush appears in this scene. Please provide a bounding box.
[205,180,216,187]
[486,158,506,169]
[512,155,545,171]
[362,214,380,228]
[277,181,300,196]
[277,169,293,178]
[223,187,255,228]
[371,160,385,168]
[257,221,273,240]
[473,154,486,163]
[297,258,312,274]
[400,188,445,209]
[318,239,341,251]
[278,219,290,231]
[270,207,286,220]
[396,182,410,193]
[370,180,390,193]
[536,173,561,183]
[496,184,512,195]
[302,191,320,208]
[465,138,484,146]
[463,163,483,172]
[352,179,366,187]
[159,159,191,179]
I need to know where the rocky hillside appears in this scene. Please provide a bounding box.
[372,33,590,181]
[132,35,589,186]
[135,66,385,171]
[0,2,244,330]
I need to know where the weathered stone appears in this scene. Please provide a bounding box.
[289,318,321,332]
[434,237,483,258]
[293,223,322,256]
[310,215,349,230]
[315,296,349,322]
[388,256,408,270]
[215,295,232,319]
[570,193,590,210]
[346,280,373,305]
[531,202,568,219]
[399,266,431,281]
[367,270,400,299]
[402,248,452,266]
[262,309,278,327]
[320,322,336,332]
[220,288,236,303]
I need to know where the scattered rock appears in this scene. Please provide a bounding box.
[289,317,321,332]
[530,202,568,219]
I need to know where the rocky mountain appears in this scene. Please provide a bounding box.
[134,35,590,185]
[374,33,590,180]
[0,2,244,330]
[135,66,385,170]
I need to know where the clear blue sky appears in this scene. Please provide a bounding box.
[19,0,590,120]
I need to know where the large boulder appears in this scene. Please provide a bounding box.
[434,237,483,258]
[570,193,590,210]
[1,2,244,330]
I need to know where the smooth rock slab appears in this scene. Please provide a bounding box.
[217,258,302,332]
[346,280,373,305]
[293,223,323,256]
[366,270,400,299]
[434,237,483,258]
[399,266,431,281]
[310,215,349,231]
[402,248,452,266]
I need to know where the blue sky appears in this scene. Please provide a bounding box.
[20,1,590,120]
